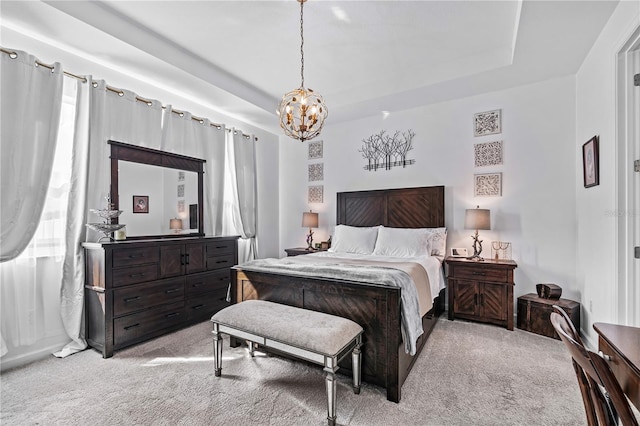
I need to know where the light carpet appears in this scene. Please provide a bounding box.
[1,317,587,425]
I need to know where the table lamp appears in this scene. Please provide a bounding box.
[464,206,491,260]
[170,218,183,234]
[302,210,319,250]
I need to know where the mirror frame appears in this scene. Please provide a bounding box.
[108,140,205,238]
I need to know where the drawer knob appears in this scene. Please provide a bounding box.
[165,312,181,319]
[124,323,140,330]
[192,282,203,288]
[165,288,181,294]
[129,273,145,278]
[123,296,141,303]
[192,304,204,310]
[216,260,227,264]
[472,271,486,276]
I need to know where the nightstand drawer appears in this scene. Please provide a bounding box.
[452,265,508,283]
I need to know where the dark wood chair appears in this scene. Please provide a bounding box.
[550,310,638,426]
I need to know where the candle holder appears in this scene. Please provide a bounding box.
[86,195,125,242]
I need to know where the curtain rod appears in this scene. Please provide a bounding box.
[1,47,258,141]
[1,47,87,82]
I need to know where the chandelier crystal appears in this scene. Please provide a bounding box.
[277,0,328,142]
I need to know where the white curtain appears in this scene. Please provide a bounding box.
[0,51,64,357]
[224,129,258,263]
[0,50,63,262]
[161,106,226,235]
[55,81,162,357]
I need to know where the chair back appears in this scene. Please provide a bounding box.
[552,305,585,346]
[550,311,639,426]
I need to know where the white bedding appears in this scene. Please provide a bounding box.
[301,251,446,315]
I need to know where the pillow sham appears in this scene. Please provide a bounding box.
[423,227,447,260]
[328,225,380,254]
[372,227,432,258]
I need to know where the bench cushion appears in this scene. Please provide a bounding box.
[211,300,363,357]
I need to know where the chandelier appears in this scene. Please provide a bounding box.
[277,0,328,142]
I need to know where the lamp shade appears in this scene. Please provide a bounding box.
[302,211,319,228]
[464,207,491,230]
[170,218,183,231]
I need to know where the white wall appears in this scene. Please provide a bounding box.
[575,0,640,345]
[280,75,578,308]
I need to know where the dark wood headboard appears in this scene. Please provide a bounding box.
[337,186,444,228]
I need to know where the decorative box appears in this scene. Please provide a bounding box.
[516,293,580,339]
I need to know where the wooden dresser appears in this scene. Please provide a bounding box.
[446,257,518,330]
[83,236,238,357]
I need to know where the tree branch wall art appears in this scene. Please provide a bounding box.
[359,129,415,171]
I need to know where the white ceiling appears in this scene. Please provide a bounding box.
[1,0,619,135]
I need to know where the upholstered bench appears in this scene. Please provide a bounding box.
[211,299,363,426]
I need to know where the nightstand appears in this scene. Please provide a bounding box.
[284,247,326,257]
[445,257,518,330]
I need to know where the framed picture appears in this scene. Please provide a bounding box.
[308,140,323,160]
[582,136,599,188]
[450,248,468,258]
[474,172,502,197]
[133,195,149,213]
[474,109,502,137]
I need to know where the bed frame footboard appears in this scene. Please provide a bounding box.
[231,268,443,402]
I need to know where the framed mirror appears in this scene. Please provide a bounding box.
[109,140,205,238]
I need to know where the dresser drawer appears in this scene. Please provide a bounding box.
[112,264,159,287]
[113,301,185,349]
[185,288,230,322]
[112,247,160,268]
[207,254,235,271]
[452,265,508,283]
[186,270,230,298]
[206,241,235,256]
[113,278,185,316]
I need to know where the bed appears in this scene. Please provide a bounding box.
[230,185,446,402]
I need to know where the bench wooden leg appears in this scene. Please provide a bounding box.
[324,369,337,426]
[352,341,362,394]
[212,323,222,377]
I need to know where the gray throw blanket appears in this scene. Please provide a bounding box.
[237,258,424,355]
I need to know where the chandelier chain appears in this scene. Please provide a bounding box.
[300,0,304,88]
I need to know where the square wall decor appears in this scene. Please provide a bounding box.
[474,109,502,137]
[474,172,502,197]
[308,163,324,181]
[474,140,503,167]
[308,140,323,160]
[308,185,323,203]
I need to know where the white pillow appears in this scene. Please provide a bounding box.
[372,227,432,258]
[423,227,447,260]
[328,225,380,254]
